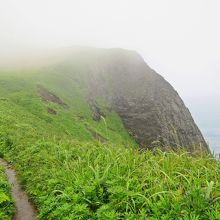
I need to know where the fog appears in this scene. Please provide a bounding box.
[1,0,220,151]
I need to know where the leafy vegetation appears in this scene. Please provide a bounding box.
[0,165,14,219]
[0,68,219,219]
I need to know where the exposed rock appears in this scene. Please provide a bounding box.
[73,48,207,152]
[89,100,105,122]
[38,85,68,108]
[47,107,57,115]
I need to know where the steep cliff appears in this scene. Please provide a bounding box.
[58,48,207,151]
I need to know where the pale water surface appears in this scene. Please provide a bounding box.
[188,100,220,158]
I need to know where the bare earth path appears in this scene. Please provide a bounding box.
[0,158,37,220]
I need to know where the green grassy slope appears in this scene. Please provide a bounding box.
[0,66,219,219]
[0,67,136,146]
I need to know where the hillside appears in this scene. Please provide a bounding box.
[0,47,207,151]
[0,103,219,219]
[0,52,137,147]
[0,47,219,219]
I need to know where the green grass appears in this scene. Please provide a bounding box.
[0,165,14,220]
[1,133,220,219]
[0,68,136,146]
[0,67,219,219]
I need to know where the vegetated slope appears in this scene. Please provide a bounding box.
[0,47,207,152]
[0,47,218,219]
[0,105,219,219]
[0,65,136,147]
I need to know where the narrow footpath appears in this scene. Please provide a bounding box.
[0,158,37,220]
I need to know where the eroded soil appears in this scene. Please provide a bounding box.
[38,85,68,108]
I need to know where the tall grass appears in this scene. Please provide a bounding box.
[1,134,220,219]
[0,165,14,219]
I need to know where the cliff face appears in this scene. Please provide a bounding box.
[60,48,207,151]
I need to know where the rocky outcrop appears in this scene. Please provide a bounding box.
[38,85,68,109]
[61,48,208,152]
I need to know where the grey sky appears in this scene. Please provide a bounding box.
[0,0,220,103]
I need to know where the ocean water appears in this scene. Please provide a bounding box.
[199,126,220,157]
[198,127,220,157]
[206,136,220,157]
[186,99,220,158]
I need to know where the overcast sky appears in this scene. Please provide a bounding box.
[0,0,220,105]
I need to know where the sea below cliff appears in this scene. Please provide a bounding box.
[187,100,220,157]
[206,136,220,157]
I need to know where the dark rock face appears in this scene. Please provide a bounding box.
[63,48,208,151]
[89,100,106,122]
[38,85,68,109]
[112,67,207,151]
[47,107,57,115]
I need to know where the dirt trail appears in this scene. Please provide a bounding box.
[0,158,37,220]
